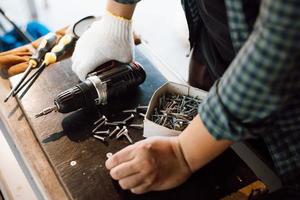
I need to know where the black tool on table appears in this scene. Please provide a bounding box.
[35,61,146,118]
[4,32,58,102]
[12,34,76,99]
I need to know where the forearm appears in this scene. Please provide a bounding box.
[107,0,136,19]
[178,114,233,172]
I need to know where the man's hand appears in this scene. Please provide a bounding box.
[71,0,136,81]
[71,12,134,81]
[105,115,233,194]
[105,137,192,194]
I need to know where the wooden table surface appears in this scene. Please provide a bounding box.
[0,46,266,200]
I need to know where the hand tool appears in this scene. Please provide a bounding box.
[4,32,57,102]
[35,61,146,118]
[13,34,76,98]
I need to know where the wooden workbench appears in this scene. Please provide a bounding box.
[0,44,267,200]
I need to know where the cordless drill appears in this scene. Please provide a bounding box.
[35,61,146,117]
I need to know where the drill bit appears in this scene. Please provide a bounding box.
[35,106,57,118]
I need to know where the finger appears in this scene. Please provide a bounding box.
[7,62,29,77]
[130,183,151,194]
[0,55,30,69]
[0,46,29,56]
[105,144,136,170]
[118,172,144,190]
[110,159,139,180]
[14,51,32,57]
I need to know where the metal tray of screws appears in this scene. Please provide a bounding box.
[144,82,207,137]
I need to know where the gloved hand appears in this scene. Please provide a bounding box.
[105,137,192,194]
[71,12,134,81]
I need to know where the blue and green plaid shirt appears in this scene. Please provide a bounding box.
[116,0,300,183]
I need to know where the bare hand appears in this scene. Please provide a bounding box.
[105,137,192,194]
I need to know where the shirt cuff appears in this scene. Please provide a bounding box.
[198,80,255,141]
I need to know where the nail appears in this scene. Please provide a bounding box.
[113,121,126,125]
[105,122,119,126]
[124,114,134,123]
[123,109,137,113]
[123,131,133,143]
[116,126,126,138]
[93,116,106,125]
[137,105,148,110]
[108,126,120,138]
[138,113,145,118]
[92,119,107,132]
[93,135,107,142]
[95,130,110,135]
[129,124,144,129]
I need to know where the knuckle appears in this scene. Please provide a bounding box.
[111,154,121,166]
[138,142,152,151]
[110,168,120,180]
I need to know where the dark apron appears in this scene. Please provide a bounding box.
[182,0,260,89]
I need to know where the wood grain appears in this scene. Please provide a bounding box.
[0,72,69,199]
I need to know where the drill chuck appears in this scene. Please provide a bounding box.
[54,62,146,114]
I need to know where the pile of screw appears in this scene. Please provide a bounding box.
[92,105,147,144]
[151,93,202,131]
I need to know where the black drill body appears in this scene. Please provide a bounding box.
[54,61,146,113]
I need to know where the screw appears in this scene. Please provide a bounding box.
[117,128,128,139]
[105,122,119,126]
[137,105,148,110]
[116,126,127,138]
[123,131,133,144]
[92,119,107,132]
[129,124,144,129]
[124,114,134,123]
[95,130,110,135]
[116,129,133,143]
[108,126,120,138]
[112,121,126,125]
[93,135,107,142]
[123,108,137,113]
[93,116,106,125]
[138,113,145,118]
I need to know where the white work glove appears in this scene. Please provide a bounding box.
[72,12,134,81]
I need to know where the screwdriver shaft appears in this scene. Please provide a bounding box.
[35,106,57,118]
[4,63,34,102]
[13,63,46,98]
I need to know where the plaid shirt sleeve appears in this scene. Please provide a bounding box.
[114,0,141,4]
[198,0,300,141]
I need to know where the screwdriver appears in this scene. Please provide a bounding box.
[13,34,77,98]
[4,32,57,102]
